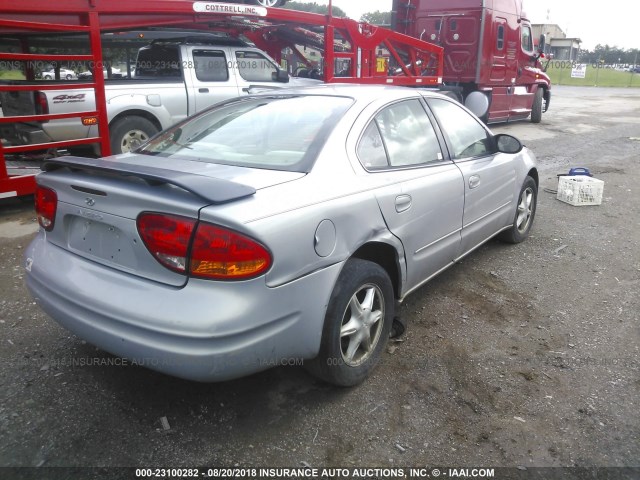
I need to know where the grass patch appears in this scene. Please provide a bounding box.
[544,62,640,87]
[0,70,26,80]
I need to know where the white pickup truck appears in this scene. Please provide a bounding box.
[0,36,317,155]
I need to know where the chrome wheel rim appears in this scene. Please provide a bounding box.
[120,130,149,153]
[340,284,384,367]
[257,0,279,6]
[516,187,534,234]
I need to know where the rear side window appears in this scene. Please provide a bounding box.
[235,51,278,82]
[428,98,495,159]
[357,99,444,170]
[358,122,388,169]
[135,45,182,78]
[193,50,229,82]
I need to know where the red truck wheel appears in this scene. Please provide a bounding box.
[531,88,543,123]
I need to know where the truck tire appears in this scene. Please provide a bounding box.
[109,116,159,154]
[531,87,543,123]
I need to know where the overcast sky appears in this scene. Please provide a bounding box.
[313,0,639,50]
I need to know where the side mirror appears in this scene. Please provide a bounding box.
[495,134,523,154]
[273,69,290,83]
[538,34,546,54]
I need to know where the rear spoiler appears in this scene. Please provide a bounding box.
[42,156,256,204]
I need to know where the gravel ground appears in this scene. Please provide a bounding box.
[0,86,638,478]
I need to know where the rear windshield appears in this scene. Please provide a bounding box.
[137,95,354,172]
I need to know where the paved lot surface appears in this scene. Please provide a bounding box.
[0,86,638,475]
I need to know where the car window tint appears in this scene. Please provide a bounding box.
[193,50,229,82]
[358,99,443,170]
[235,51,278,82]
[429,98,495,159]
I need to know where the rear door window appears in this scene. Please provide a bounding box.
[193,50,229,82]
[357,99,444,170]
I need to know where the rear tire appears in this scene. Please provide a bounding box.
[109,116,159,154]
[531,87,543,123]
[499,176,537,244]
[306,259,394,387]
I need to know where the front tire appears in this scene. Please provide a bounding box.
[530,87,543,123]
[109,116,159,154]
[306,259,394,387]
[499,176,537,244]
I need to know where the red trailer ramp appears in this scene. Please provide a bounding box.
[0,1,444,197]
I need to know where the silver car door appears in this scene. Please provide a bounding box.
[186,47,240,112]
[428,97,517,258]
[356,99,465,293]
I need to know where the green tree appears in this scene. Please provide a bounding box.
[284,1,346,17]
[580,45,639,65]
[360,10,391,25]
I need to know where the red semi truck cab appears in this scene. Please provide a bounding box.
[392,0,551,123]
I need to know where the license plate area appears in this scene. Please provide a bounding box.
[59,206,188,287]
[67,215,136,267]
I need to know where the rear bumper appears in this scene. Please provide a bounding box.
[25,234,341,382]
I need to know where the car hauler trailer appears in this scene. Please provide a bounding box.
[0,0,444,198]
[392,0,551,124]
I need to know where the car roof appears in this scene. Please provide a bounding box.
[252,84,449,103]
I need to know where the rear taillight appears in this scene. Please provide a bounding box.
[34,185,57,231]
[190,223,271,280]
[35,92,49,122]
[136,213,272,280]
[137,213,196,274]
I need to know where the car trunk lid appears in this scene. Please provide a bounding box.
[38,155,301,287]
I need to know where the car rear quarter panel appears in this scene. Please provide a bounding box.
[196,103,407,291]
[198,165,402,290]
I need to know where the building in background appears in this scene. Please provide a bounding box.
[533,24,581,61]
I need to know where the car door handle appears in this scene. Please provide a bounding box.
[395,194,412,213]
[198,88,209,93]
[469,175,481,189]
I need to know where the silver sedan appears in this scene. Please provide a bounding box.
[25,85,538,386]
